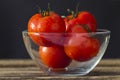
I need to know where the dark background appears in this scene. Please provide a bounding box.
[0,0,119,59]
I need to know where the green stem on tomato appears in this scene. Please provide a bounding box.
[82,24,91,33]
[67,3,80,19]
[42,10,46,17]
[37,3,51,17]
[75,2,80,18]
[67,9,75,19]
[48,3,51,16]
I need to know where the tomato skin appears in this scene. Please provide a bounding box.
[28,12,66,46]
[66,24,87,33]
[64,17,81,32]
[39,46,72,68]
[64,12,99,61]
[64,36,100,62]
[65,11,97,32]
[77,11,97,32]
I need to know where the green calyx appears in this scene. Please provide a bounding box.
[38,3,51,17]
[67,3,80,19]
[82,24,91,33]
[67,9,78,19]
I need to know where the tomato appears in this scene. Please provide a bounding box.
[64,11,99,61]
[64,15,81,32]
[66,24,88,33]
[65,11,97,32]
[39,46,72,68]
[77,11,97,32]
[64,36,100,62]
[28,11,66,46]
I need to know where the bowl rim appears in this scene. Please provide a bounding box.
[22,29,111,35]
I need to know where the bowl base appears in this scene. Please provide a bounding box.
[44,67,90,76]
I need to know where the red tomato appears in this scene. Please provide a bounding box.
[65,11,97,32]
[77,11,97,32]
[28,11,66,46]
[66,24,87,33]
[39,46,72,68]
[64,36,100,62]
[64,15,81,32]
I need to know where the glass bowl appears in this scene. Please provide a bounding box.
[22,29,110,76]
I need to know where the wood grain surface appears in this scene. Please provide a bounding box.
[0,59,120,80]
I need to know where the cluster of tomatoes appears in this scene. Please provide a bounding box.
[28,8,100,68]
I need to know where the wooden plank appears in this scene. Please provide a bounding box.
[0,59,120,80]
[98,59,120,67]
[0,59,36,67]
[0,67,120,75]
[0,75,120,80]
[0,59,120,67]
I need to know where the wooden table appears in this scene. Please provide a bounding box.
[0,59,120,80]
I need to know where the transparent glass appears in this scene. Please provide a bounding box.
[22,29,110,76]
